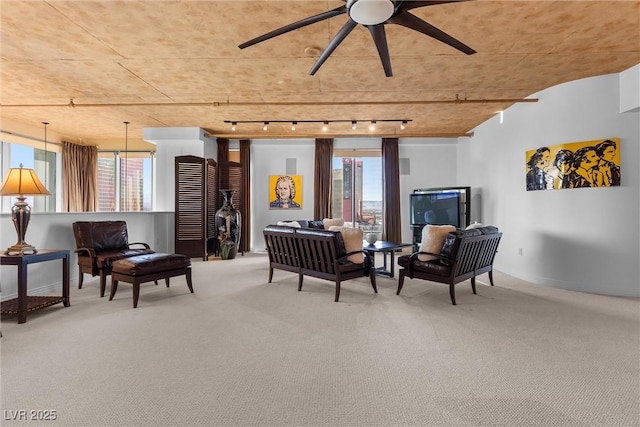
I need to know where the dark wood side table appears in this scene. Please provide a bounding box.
[1,249,71,324]
[362,241,413,278]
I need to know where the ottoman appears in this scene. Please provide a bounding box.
[110,253,193,308]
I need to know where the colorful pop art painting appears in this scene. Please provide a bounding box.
[525,138,620,191]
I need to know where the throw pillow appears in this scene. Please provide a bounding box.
[308,220,325,229]
[277,221,301,228]
[465,222,483,230]
[329,226,364,263]
[477,225,499,235]
[418,224,456,261]
[323,218,345,229]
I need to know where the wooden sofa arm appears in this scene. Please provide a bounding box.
[75,247,97,258]
[128,242,152,250]
[336,250,373,272]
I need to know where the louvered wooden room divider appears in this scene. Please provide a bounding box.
[175,155,218,260]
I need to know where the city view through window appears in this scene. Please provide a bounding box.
[332,156,383,233]
[98,155,152,212]
[2,142,152,213]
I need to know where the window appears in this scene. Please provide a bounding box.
[97,155,116,211]
[332,150,383,232]
[97,151,154,212]
[1,142,57,213]
[2,139,154,213]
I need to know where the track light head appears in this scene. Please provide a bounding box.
[263,122,269,131]
[231,122,237,131]
[291,121,297,131]
[351,121,357,130]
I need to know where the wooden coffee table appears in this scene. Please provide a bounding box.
[362,241,412,278]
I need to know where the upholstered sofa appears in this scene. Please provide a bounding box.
[263,224,377,302]
[397,226,502,305]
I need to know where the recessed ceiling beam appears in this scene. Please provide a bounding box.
[0,98,538,108]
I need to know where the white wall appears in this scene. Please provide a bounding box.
[458,71,640,297]
[398,139,459,244]
[620,64,640,113]
[250,139,316,250]
[143,127,216,211]
[1,211,173,300]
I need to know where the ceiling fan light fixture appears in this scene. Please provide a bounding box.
[348,0,395,25]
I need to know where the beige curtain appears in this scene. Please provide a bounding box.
[382,138,401,242]
[314,138,333,220]
[62,141,98,212]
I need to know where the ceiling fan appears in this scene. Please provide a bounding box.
[238,0,476,77]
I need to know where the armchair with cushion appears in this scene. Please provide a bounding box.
[397,226,502,305]
[72,221,155,297]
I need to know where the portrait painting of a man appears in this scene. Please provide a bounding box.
[269,175,302,209]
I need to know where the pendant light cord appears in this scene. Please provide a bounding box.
[124,121,129,211]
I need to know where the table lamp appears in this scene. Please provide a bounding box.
[0,164,51,255]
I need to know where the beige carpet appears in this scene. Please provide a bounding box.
[1,253,638,427]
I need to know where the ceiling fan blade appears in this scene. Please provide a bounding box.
[400,0,471,12]
[389,11,476,55]
[309,19,358,76]
[239,5,347,49]
[366,24,393,77]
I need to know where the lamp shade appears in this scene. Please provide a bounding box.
[0,165,50,196]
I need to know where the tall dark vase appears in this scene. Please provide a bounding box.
[215,189,241,260]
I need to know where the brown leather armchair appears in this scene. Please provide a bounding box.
[72,221,155,297]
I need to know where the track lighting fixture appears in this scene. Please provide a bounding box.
[224,119,411,133]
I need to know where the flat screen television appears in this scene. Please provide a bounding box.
[410,191,461,228]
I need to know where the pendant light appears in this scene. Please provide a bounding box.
[42,122,49,211]
[123,121,129,211]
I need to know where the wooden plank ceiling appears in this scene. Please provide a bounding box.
[1,0,638,149]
